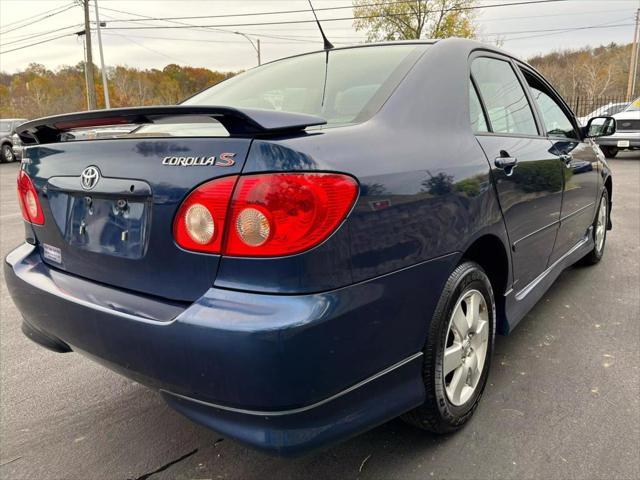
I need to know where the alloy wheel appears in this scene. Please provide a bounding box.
[595,194,607,253]
[443,289,489,406]
[2,145,15,162]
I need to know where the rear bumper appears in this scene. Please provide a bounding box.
[596,134,640,149]
[5,243,455,454]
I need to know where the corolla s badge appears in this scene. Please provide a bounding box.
[162,153,236,167]
[81,166,100,190]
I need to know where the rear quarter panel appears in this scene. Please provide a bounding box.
[216,39,508,293]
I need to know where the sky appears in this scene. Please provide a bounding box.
[1,0,639,74]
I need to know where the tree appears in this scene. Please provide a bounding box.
[0,63,238,118]
[352,0,477,42]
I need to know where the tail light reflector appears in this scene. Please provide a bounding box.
[173,176,237,253]
[17,171,44,225]
[173,173,358,257]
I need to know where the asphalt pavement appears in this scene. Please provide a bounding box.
[1,154,638,480]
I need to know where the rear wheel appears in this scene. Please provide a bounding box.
[600,146,618,158]
[403,261,495,433]
[582,188,609,265]
[1,143,15,163]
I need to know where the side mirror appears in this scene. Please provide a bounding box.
[585,116,616,138]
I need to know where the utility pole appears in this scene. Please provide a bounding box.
[626,8,640,101]
[82,0,97,110]
[77,33,90,109]
[94,0,110,108]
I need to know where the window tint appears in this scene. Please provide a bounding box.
[184,45,426,126]
[469,81,488,132]
[527,83,577,139]
[471,57,538,136]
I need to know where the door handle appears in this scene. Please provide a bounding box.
[494,157,518,169]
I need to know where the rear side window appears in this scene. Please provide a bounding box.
[469,81,488,132]
[184,45,427,126]
[471,57,538,136]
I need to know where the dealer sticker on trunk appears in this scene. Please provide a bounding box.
[42,244,62,264]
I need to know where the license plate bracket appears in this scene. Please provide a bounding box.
[65,194,149,259]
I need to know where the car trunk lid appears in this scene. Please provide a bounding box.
[17,107,325,302]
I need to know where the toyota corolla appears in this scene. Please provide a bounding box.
[6,39,615,455]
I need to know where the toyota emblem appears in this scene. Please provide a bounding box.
[81,166,100,190]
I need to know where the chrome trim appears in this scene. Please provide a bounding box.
[560,201,595,222]
[161,352,424,417]
[513,218,559,249]
[515,230,592,301]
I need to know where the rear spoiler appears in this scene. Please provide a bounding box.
[16,106,327,145]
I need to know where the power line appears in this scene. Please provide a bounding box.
[0,0,576,47]
[3,21,634,56]
[2,0,633,56]
[0,3,77,35]
[197,8,637,31]
[97,8,340,44]
[0,2,75,30]
[101,31,354,46]
[87,8,580,32]
[483,21,635,37]
[0,32,77,55]
[104,31,185,63]
[0,24,83,48]
[95,0,570,24]
[494,18,635,41]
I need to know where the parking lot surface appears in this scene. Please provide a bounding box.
[1,154,638,480]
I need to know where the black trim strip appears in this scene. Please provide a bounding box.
[161,352,423,417]
[515,231,591,301]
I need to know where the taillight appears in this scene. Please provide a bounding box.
[17,170,44,225]
[226,173,358,256]
[173,173,358,257]
[173,176,238,253]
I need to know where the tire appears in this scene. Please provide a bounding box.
[1,143,15,163]
[600,146,618,158]
[403,261,495,433]
[582,188,609,265]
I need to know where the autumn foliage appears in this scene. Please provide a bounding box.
[0,63,237,119]
[529,43,636,101]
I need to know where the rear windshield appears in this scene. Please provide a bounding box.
[183,44,427,126]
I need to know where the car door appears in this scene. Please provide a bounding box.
[518,65,600,264]
[471,55,564,291]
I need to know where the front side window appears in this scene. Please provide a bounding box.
[184,45,427,126]
[523,73,577,139]
[471,57,538,136]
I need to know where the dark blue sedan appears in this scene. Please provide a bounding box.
[6,39,615,455]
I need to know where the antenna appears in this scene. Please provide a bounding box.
[308,0,334,50]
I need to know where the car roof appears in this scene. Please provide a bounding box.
[251,37,531,76]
